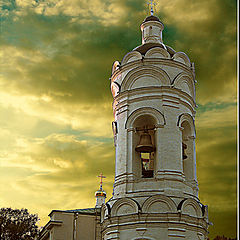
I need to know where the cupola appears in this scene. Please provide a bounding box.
[141,15,164,44]
[95,173,106,208]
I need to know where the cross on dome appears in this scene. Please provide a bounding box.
[148,0,156,16]
[97,173,106,190]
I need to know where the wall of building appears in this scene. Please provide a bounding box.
[39,210,100,240]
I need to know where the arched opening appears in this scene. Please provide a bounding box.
[181,120,194,183]
[132,238,155,240]
[133,115,156,178]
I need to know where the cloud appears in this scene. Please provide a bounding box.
[1,14,137,105]
[196,103,236,129]
[14,0,130,26]
[196,104,237,238]
[0,132,115,225]
[160,0,237,104]
[0,91,114,138]
[0,129,115,172]
[0,0,237,237]
[1,0,236,109]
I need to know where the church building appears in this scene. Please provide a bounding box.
[39,9,210,240]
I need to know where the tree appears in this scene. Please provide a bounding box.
[213,236,237,240]
[0,208,39,240]
[214,236,228,240]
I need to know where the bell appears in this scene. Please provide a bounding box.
[182,142,187,159]
[135,131,155,153]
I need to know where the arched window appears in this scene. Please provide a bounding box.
[126,107,165,181]
[178,113,197,191]
[133,115,156,178]
[177,113,196,185]
[181,120,192,181]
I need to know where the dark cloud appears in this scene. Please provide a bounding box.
[163,0,237,103]
[208,209,237,238]
[1,13,140,104]
[1,0,236,105]
[0,0,237,236]
[197,124,237,238]
[18,133,115,180]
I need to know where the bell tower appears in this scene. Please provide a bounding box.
[101,12,209,240]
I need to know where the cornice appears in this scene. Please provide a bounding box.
[111,58,194,82]
[114,86,195,106]
[113,87,196,115]
[101,213,208,233]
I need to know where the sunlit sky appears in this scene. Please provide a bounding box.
[0,0,237,238]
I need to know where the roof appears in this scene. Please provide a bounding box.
[48,208,100,217]
[133,43,176,57]
[66,208,97,214]
[142,15,162,24]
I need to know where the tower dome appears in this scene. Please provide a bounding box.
[95,189,106,197]
[132,14,175,57]
[95,173,106,208]
[140,14,164,44]
[142,15,162,23]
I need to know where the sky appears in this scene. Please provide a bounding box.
[0,0,237,238]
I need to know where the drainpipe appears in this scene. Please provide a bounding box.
[73,213,78,240]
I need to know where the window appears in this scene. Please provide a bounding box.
[133,114,156,179]
[181,120,194,183]
[182,142,187,160]
[141,152,154,178]
[135,127,155,178]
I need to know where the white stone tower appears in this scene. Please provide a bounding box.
[101,12,209,240]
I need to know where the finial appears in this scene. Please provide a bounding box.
[148,0,156,16]
[97,173,106,191]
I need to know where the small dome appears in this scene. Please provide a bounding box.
[95,190,106,197]
[142,15,162,24]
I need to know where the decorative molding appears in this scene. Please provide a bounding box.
[111,198,140,217]
[113,87,196,113]
[121,65,171,91]
[110,58,194,83]
[101,203,111,222]
[142,195,177,213]
[177,113,196,138]
[178,198,202,218]
[173,52,191,67]
[122,51,142,65]
[145,47,170,59]
[125,107,165,129]
[112,61,121,74]
[172,72,195,99]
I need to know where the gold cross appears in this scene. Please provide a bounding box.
[97,173,106,190]
[148,0,156,16]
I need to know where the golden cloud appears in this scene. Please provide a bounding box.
[0,0,237,237]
